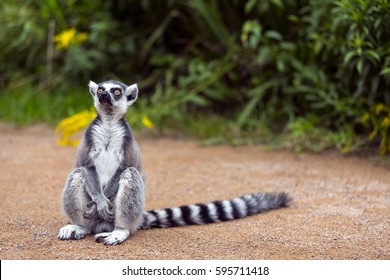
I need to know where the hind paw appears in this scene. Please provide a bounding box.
[58,224,89,240]
[94,229,129,245]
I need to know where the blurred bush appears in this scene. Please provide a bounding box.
[1,0,390,153]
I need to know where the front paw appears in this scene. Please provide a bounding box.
[97,199,114,223]
[83,201,99,220]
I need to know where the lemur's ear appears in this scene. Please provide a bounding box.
[125,84,138,106]
[88,81,98,96]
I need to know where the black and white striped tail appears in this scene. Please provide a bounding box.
[140,192,291,229]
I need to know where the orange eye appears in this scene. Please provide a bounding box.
[114,90,121,95]
[97,88,103,93]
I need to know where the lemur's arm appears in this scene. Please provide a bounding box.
[81,166,114,222]
[75,125,94,167]
[84,167,120,221]
[121,127,143,173]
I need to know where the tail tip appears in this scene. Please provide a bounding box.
[255,192,292,209]
[276,192,292,208]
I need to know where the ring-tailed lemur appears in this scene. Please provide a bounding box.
[57,80,291,245]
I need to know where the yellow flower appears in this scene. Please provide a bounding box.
[360,112,370,125]
[142,116,154,129]
[373,103,386,115]
[55,107,96,147]
[368,129,378,141]
[57,137,80,147]
[341,143,352,154]
[53,28,88,50]
[56,109,155,146]
[380,116,390,128]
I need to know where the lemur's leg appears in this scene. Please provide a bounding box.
[58,168,92,240]
[95,167,145,245]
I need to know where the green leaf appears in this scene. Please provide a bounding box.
[366,50,380,62]
[185,94,209,107]
[139,10,178,64]
[288,15,299,23]
[265,30,283,41]
[270,0,284,9]
[357,58,363,74]
[188,0,230,43]
[244,0,258,14]
[343,51,357,65]
[237,80,276,125]
[242,20,262,49]
[280,42,296,51]
[380,67,390,76]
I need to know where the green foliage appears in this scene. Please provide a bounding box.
[1,0,390,154]
[361,103,390,154]
[0,0,46,88]
[0,85,90,125]
[286,117,361,154]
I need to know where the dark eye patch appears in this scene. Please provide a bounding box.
[110,87,122,99]
[110,88,121,93]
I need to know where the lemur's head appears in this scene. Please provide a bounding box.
[88,80,138,117]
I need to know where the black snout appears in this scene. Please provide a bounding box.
[99,91,112,105]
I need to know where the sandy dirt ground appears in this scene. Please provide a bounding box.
[0,123,389,260]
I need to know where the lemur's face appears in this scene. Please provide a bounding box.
[88,80,138,117]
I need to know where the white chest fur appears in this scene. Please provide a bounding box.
[90,121,124,186]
